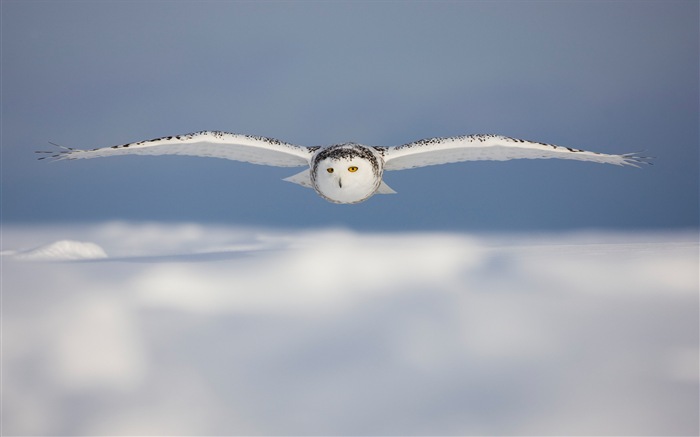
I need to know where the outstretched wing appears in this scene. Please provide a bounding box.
[383,134,649,171]
[38,131,316,167]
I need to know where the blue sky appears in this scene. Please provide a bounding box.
[2,1,698,231]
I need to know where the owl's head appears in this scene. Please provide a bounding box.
[311,144,383,204]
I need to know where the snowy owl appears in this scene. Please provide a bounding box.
[39,131,648,204]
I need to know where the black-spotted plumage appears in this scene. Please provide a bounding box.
[312,144,382,179]
[38,130,650,204]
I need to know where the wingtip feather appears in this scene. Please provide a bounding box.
[620,152,654,168]
[36,142,76,161]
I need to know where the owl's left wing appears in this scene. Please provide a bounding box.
[38,131,316,167]
[383,134,649,171]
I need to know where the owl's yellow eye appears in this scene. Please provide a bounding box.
[326,167,334,173]
[348,166,358,172]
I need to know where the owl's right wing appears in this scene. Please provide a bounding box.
[383,134,649,170]
[38,131,317,167]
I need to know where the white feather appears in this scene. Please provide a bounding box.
[383,135,648,170]
[283,169,313,188]
[39,131,650,204]
[41,131,315,167]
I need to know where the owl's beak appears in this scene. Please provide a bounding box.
[338,178,343,188]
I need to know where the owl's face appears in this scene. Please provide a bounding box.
[311,144,383,204]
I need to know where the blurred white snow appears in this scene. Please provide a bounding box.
[3,240,108,261]
[2,222,698,435]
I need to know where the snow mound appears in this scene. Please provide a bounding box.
[12,240,108,261]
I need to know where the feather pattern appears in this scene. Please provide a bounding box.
[37,131,316,167]
[38,130,650,204]
[383,134,650,170]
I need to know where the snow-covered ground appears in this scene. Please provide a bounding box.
[2,222,698,435]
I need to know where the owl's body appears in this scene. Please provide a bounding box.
[39,130,648,204]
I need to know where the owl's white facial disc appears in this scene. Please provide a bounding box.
[311,144,383,204]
